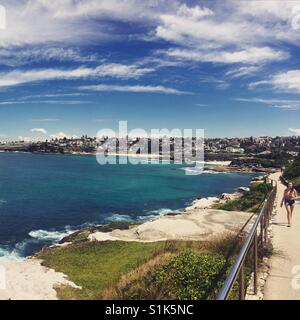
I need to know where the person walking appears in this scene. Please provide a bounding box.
[281,182,298,227]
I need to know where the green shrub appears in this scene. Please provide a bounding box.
[219,182,272,213]
[284,153,300,182]
[152,251,228,300]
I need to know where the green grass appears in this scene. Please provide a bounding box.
[284,153,300,188]
[37,241,163,300]
[36,233,247,300]
[217,182,272,213]
[123,251,229,300]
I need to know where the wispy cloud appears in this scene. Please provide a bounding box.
[29,118,61,122]
[0,63,154,87]
[154,2,293,70]
[0,47,101,66]
[225,66,261,78]
[289,128,300,136]
[0,100,90,105]
[49,132,77,139]
[164,47,288,65]
[235,97,300,110]
[79,84,190,94]
[0,0,171,47]
[249,70,300,93]
[31,128,47,135]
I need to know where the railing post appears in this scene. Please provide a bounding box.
[253,232,258,295]
[260,214,264,250]
[264,202,268,244]
[239,265,245,300]
[216,184,277,300]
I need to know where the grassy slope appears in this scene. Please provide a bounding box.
[283,153,300,187]
[37,241,163,300]
[217,182,272,213]
[36,234,245,300]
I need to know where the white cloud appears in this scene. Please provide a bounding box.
[249,70,300,93]
[30,118,61,122]
[0,0,172,47]
[0,100,90,105]
[154,1,298,71]
[225,66,261,78]
[79,84,190,94]
[49,132,77,139]
[272,70,300,92]
[289,128,300,135]
[0,47,100,66]
[165,47,288,65]
[0,63,154,87]
[235,97,300,110]
[31,128,47,134]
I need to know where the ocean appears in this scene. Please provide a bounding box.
[0,152,258,260]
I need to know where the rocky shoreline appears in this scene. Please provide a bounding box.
[53,174,266,247]
[0,173,267,300]
[205,164,277,174]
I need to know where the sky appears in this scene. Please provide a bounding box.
[1,0,300,140]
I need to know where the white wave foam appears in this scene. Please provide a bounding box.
[203,170,225,174]
[138,208,179,221]
[0,199,7,206]
[180,167,224,175]
[180,167,204,175]
[105,214,134,223]
[29,228,74,241]
[0,241,27,261]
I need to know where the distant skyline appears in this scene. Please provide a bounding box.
[1,0,300,140]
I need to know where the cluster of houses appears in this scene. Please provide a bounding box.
[1,135,300,156]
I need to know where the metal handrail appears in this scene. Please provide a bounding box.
[216,181,277,300]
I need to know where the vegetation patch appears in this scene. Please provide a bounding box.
[36,233,246,300]
[104,251,229,300]
[217,182,272,213]
[37,241,163,300]
[283,153,300,189]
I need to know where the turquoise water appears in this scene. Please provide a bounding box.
[0,152,258,259]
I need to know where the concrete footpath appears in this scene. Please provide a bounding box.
[264,172,300,300]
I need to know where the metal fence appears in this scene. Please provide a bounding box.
[216,180,277,300]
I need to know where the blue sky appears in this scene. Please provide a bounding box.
[1,0,300,140]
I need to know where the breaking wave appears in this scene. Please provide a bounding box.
[104,214,134,223]
[0,241,28,261]
[28,227,74,241]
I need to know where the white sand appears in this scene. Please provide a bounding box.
[0,259,80,300]
[89,209,255,243]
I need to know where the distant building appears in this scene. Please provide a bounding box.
[225,147,244,153]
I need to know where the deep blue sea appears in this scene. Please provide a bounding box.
[0,152,258,259]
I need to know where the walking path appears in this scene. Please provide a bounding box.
[264,172,300,300]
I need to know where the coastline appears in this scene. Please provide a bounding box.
[0,161,266,300]
[0,150,276,174]
[54,174,263,245]
[0,150,229,165]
